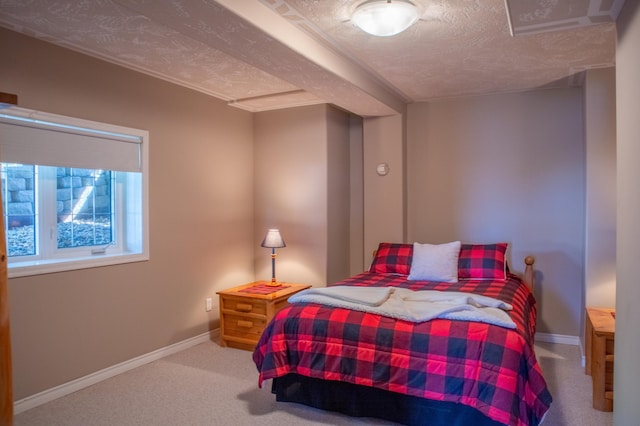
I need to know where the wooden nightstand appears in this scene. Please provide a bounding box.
[585,307,615,411]
[217,282,311,351]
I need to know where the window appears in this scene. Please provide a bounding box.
[0,107,148,277]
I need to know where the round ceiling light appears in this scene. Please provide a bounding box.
[351,0,419,37]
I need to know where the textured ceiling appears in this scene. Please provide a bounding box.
[0,0,625,117]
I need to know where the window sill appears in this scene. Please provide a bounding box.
[8,252,149,278]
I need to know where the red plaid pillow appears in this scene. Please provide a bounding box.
[369,242,413,275]
[458,243,508,280]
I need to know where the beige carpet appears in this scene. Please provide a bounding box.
[14,340,612,426]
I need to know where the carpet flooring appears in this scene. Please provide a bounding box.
[14,340,613,425]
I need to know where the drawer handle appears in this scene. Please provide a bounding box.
[237,320,253,328]
[236,303,253,312]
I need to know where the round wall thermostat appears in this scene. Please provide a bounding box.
[376,163,390,176]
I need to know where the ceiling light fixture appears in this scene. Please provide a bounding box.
[351,0,419,37]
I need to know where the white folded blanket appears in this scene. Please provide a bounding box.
[288,286,516,329]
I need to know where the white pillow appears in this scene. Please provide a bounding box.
[408,241,461,283]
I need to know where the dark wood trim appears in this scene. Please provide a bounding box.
[1,187,13,425]
[0,92,17,106]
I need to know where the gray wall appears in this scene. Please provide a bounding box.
[1,27,256,400]
[406,90,586,336]
[326,106,352,284]
[615,2,640,422]
[362,114,406,263]
[2,27,358,401]
[584,68,616,311]
[253,104,353,288]
[349,115,365,275]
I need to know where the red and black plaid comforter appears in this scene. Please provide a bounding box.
[253,273,552,426]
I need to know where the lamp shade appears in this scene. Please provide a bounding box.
[352,0,419,37]
[261,229,286,248]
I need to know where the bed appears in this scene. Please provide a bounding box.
[252,242,552,426]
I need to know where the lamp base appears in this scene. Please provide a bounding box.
[266,278,282,287]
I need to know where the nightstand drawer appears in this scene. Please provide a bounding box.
[223,313,267,336]
[222,297,266,316]
[273,298,289,314]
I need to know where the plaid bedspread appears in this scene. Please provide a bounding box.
[253,273,552,426]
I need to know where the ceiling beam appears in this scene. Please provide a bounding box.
[115,0,405,116]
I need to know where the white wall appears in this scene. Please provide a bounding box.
[406,89,586,336]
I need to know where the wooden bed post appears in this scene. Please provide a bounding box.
[524,256,535,292]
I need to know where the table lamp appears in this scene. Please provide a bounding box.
[261,228,286,286]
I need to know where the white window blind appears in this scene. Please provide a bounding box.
[0,108,144,172]
[0,106,149,277]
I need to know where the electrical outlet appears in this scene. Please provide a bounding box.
[205,297,213,312]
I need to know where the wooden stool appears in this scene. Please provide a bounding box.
[585,307,615,411]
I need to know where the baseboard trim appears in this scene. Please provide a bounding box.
[14,329,578,414]
[14,329,219,415]
[535,332,580,346]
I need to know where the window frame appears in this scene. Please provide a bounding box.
[47,167,120,257]
[0,107,149,278]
